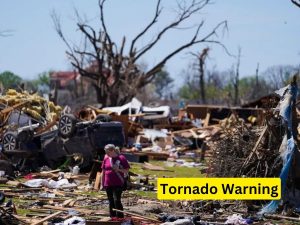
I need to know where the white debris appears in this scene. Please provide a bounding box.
[225,214,248,225]
[54,216,85,225]
[24,178,77,189]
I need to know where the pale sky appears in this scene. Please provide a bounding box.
[0,0,299,86]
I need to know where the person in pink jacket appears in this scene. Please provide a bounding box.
[101,144,130,218]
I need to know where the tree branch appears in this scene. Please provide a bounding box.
[141,20,228,87]
[134,0,210,62]
[51,11,74,55]
[73,49,98,60]
[99,0,114,58]
[129,0,162,56]
[77,24,104,75]
[291,0,300,7]
[54,0,229,106]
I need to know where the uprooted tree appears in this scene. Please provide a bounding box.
[53,0,227,107]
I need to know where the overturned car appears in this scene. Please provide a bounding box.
[42,112,125,169]
[0,91,125,175]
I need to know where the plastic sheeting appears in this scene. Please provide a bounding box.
[259,137,296,214]
[23,178,77,189]
[275,84,298,131]
[54,216,85,225]
[161,218,194,225]
[225,214,249,225]
[260,82,298,214]
[143,129,168,141]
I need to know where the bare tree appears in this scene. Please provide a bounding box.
[233,47,241,105]
[255,63,259,88]
[53,0,228,107]
[197,47,209,104]
[253,62,260,99]
[264,65,297,90]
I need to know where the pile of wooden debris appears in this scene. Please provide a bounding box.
[209,116,284,178]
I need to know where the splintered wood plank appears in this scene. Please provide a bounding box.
[264,213,300,222]
[189,129,199,138]
[242,125,268,168]
[62,199,73,207]
[31,211,64,225]
[40,169,61,174]
[203,110,211,127]
[68,199,78,207]
[112,208,160,223]
[43,205,108,216]
[94,172,102,191]
[6,180,21,187]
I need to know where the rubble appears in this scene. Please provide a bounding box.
[209,124,283,178]
[0,89,61,151]
[0,83,298,224]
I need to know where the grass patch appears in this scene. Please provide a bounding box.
[3,197,32,216]
[132,190,157,199]
[16,208,31,216]
[75,190,106,198]
[129,160,204,199]
[130,160,203,179]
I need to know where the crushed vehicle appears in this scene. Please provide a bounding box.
[41,107,125,170]
[0,91,125,174]
[0,90,61,175]
[0,89,61,152]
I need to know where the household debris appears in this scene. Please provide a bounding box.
[0,89,61,152]
[0,81,298,225]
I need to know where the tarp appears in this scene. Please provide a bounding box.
[260,82,298,214]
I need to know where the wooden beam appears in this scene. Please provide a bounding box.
[112,208,160,222]
[31,211,64,225]
[189,129,199,139]
[241,125,268,168]
[204,110,211,127]
[43,205,108,215]
[94,172,102,191]
[264,213,300,222]
[62,199,73,207]
[40,169,61,174]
